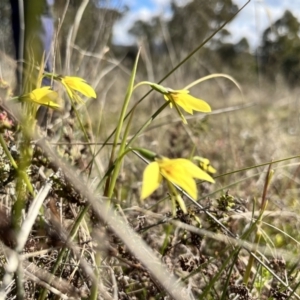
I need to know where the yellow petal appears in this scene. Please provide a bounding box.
[207,165,217,174]
[21,87,60,109]
[141,162,162,200]
[170,89,189,95]
[159,158,199,199]
[165,170,197,199]
[164,94,188,123]
[173,93,211,114]
[62,76,96,98]
[176,159,215,183]
[175,194,187,213]
[158,158,214,199]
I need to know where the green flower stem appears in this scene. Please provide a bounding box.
[97,148,135,192]
[160,224,172,255]
[0,134,34,195]
[9,105,36,240]
[184,73,242,93]
[126,101,170,149]
[0,134,18,170]
[93,144,140,297]
[7,96,20,102]
[168,96,187,124]
[104,50,140,198]
[106,105,135,200]
[71,102,90,144]
[85,82,166,172]
[93,102,169,191]
[133,81,156,90]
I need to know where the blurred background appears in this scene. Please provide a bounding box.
[1,1,300,88]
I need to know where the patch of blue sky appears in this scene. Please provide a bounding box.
[112,0,172,45]
[112,0,300,48]
[229,0,300,50]
[129,0,156,10]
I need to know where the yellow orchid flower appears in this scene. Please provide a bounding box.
[193,156,216,174]
[164,88,211,117]
[141,157,215,200]
[59,76,96,102]
[19,87,60,110]
[150,83,211,124]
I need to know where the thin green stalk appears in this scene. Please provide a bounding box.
[199,214,261,299]
[90,251,101,300]
[72,102,92,144]
[287,279,300,300]
[97,148,135,192]
[104,49,140,198]
[199,155,300,200]
[12,109,36,299]
[107,104,136,199]
[125,100,169,149]
[0,134,18,169]
[0,134,34,195]
[38,249,70,300]
[243,227,262,286]
[220,250,241,300]
[214,155,300,180]
[243,165,273,285]
[200,246,241,299]
[160,224,172,255]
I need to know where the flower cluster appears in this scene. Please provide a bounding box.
[18,75,96,109]
[139,82,215,204]
[14,68,215,211]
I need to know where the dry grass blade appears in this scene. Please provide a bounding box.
[0,179,52,299]
[36,138,191,300]
[23,261,83,299]
[173,221,300,299]
[15,179,53,252]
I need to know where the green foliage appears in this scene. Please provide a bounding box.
[168,0,238,53]
[260,10,300,86]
